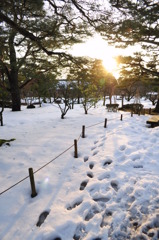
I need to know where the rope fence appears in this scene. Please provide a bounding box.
[0,111,146,197]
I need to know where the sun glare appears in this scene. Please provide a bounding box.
[70,34,120,78]
[102,57,118,74]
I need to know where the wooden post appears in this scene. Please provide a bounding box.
[82,125,85,138]
[28,168,37,198]
[104,118,107,128]
[131,111,133,117]
[0,113,3,126]
[74,139,78,158]
[120,114,123,121]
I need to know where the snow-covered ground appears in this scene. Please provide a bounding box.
[0,98,159,240]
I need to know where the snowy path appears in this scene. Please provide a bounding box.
[34,115,159,240]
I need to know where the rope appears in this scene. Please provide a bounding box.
[77,134,81,142]
[34,144,74,174]
[0,133,83,196]
[0,175,29,196]
[86,120,104,129]
[0,143,76,196]
[0,112,131,196]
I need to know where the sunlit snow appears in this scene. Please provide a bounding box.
[0,98,159,240]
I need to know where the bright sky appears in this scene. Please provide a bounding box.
[69,34,138,79]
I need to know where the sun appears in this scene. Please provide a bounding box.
[102,57,118,73]
[69,34,120,78]
[102,57,119,78]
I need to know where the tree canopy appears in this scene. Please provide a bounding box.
[0,0,159,111]
[99,0,159,77]
[0,0,101,110]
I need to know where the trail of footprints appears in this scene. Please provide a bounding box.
[67,135,124,240]
[50,135,158,240]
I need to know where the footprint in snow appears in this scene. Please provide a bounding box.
[66,198,83,210]
[92,150,99,156]
[93,196,110,203]
[100,209,113,228]
[84,156,89,162]
[85,205,100,221]
[103,159,112,167]
[73,223,87,240]
[141,214,159,238]
[98,143,104,147]
[79,180,89,190]
[127,195,135,205]
[89,162,94,169]
[91,146,97,151]
[94,140,98,144]
[133,165,143,169]
[132,221,140,230]
[102,137,106,141]
[110,180,119,192]
[36,210,50,227]
[100,135,105,139]
[87,172,94,178]
[129,206,143,225]
[119,145,126,151]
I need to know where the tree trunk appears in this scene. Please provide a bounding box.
[77,80,80,104]
[84,107,87,114]
[10,86,21,111]
[152,100,156,106]
[154,99,159,113]
[109,95,112,104]
[121,96,124,108]
[39,96,42,107]
[103,95,106,106]
[71,101,74,109]
[9,69,21,111]
[9,30,21,111]
[61,113,65,119]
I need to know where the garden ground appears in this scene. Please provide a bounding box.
[0,98,159,240]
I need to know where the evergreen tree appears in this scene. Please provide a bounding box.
[98,0,159,76]
[97,0,159,110]
[0,0,98,111]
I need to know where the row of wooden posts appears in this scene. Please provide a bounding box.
[0,107,151,129]
[0,107,152,197]
[28,110,148,198]
[28,115,123,198]
[73,120,109,158]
